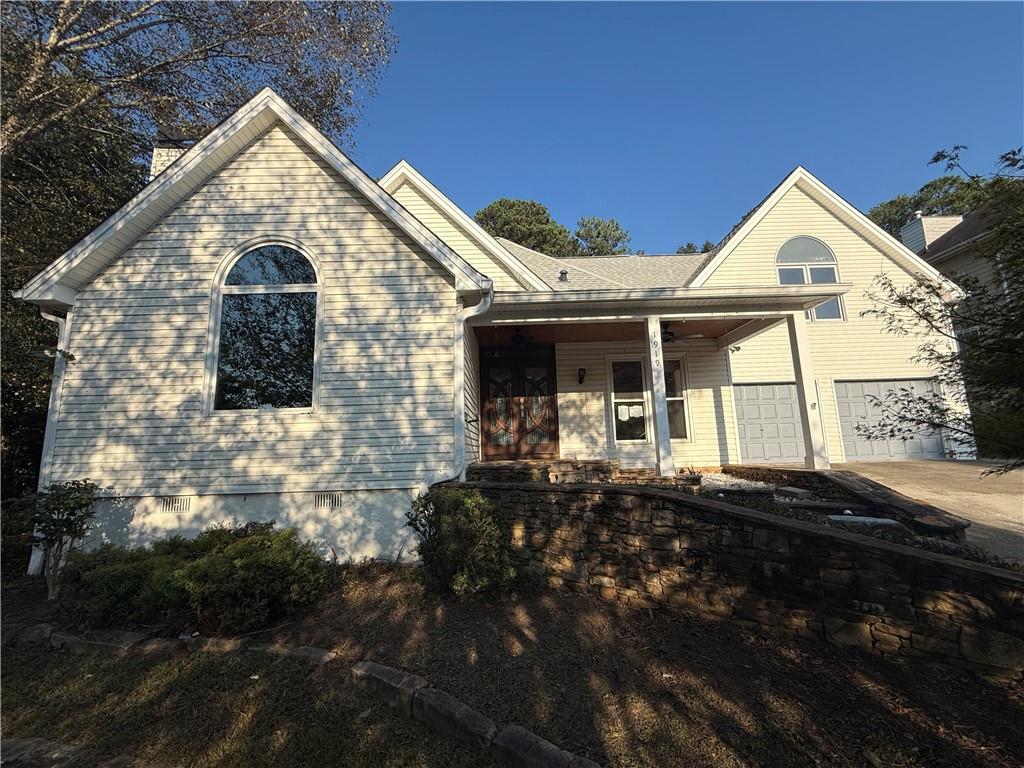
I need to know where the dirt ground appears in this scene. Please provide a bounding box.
[4,569,1023,768]
[837,460,1024,562]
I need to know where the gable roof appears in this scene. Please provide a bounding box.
[923,208,996,264]
[688,166,951,288]
[378,160,549,291]
[16,88,491,309]
[497,239,707,291]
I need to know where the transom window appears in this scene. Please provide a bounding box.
[212,244,320,411]
[776,237,844,321]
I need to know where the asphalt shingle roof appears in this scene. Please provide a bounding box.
[497,238,709,291]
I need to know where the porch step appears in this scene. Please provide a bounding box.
[466,460,619,484]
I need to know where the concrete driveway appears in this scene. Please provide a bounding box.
[835,460,1024,562]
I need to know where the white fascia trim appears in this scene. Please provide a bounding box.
[689,166,952,289]
[18,88,492,305]
[379,160,550,291]
[491,283,852,307]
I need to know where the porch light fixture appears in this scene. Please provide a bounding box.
[578,367,586,384]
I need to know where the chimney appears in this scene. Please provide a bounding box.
[898,213,964,255]
[149,126,193,181]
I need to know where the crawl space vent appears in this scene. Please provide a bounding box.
[314,491,344,510]
[158,496,192,513]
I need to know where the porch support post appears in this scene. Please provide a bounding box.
[785,311,829,469]
[644,316,676,477]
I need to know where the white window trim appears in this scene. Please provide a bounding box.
[605,354,653,446]
[664,353,694,444]
[202,236,325,416]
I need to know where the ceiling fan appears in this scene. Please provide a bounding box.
[662,322,704,343]
[509,326,533,346]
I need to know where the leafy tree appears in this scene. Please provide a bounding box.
[31,479,102,599]
[1,1,396,497]
[475,198,579,258]
[861,146,1024,473]
[677,242,698,254]
[868,173,991,238]
[1,94,144,498]
[575,216,631,256]
[0,1,395,154]
[700,240,716,253]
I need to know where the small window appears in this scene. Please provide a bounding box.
[776,237,844,321]
[213,244,320,411]
[664,358,688,440]
[611,360,647,441]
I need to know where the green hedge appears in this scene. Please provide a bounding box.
[406,487,515,596]
[66,522,331,634]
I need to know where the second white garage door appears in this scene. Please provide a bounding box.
[834,379,946,460]
[734,383,805,463]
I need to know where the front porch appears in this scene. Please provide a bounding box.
[467,292,840,476]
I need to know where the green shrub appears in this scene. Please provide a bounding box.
[30,479,104,599]
[406,488,515,596]
[66,522,331,634]
[175,527,329,634]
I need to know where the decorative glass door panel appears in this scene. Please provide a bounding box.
[480,348,559,459]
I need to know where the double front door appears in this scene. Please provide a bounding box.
[480,347,559,460]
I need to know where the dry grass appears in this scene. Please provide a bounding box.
[4,568,1023,767]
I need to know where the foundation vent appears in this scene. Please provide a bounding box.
[158,496,192,513]
[314,491,344,510]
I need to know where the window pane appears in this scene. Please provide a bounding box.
[663,359,684,397]
[809,266,838,284]
[614,400,646,441]
[777,237,836,264]
[813,297,843,320]
[226,245,316,285]
[612,361,644,399]
[215,292,316,409]
[668,400,687,439]
[778,267,806,286]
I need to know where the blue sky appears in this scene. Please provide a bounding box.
[351,2,1023,253]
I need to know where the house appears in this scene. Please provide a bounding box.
[16,88,962,561]
[901,211,1007,293]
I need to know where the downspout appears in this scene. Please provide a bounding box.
[452,282,493,481]
[27,309,73,575]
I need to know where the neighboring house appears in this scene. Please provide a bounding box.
[16,88,961,561]
[901,211,1006,292]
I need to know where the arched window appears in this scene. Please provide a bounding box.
[776,236,844,321]
[211,243,321,411]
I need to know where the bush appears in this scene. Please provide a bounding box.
[66,522,332,634]
[406,488,515,596]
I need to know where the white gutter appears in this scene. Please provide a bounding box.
[27,309,73,575]
[449,283,494,482]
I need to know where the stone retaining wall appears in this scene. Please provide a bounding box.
[448,481,1024,679]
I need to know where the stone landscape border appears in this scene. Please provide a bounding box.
[350,661,601,768]
[4,626,602,768]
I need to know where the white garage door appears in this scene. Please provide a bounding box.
[834,379,946,460]
[734,384,805,463]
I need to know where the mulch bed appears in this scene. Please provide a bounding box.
[5,568,1023,768]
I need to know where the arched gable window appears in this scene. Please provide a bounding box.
[210,243,321,411]
[776,236,844,321]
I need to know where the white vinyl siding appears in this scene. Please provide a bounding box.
[702,182,944,463]
[554,341,738,468]
[389,181,525,291]
[52,122,457,497]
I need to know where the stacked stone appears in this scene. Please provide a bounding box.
[446,480,1024,680]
